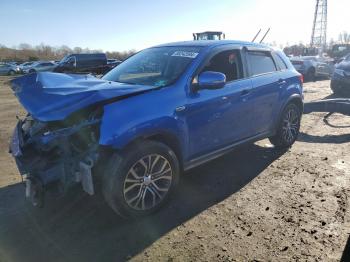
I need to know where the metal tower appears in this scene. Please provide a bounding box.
[310,0,328,50]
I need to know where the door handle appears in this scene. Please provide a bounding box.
[240,89,251,96]
[175,106,186,112]
[278,79,287,85]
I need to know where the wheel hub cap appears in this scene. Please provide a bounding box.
[143,176,152,186]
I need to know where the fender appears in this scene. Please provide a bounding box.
[98,84,189,160]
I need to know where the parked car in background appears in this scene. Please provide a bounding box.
[330,44,350,62]
[290,56,334,81]
[54,53,109,74]
[7,61,21,66]
[106,59,122,72]
[331,53,350,95]
[22,61,56,74]
[107,59,122,65]
[0,63,17,76]
[9,40,303,217]
[18,62,35,73]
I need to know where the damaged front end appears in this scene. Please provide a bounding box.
[9,108,102,207]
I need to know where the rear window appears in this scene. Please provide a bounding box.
[247,51,277,76]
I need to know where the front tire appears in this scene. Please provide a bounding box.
[102,141,180,218]
[269,103,301,148]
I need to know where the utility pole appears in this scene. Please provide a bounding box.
[310,0,328,53]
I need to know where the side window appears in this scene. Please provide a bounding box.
[273,53,288,70]
[200,50,243,82]
[247,51,277,76]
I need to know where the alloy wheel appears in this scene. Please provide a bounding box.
[282,107,300,144]
[123,154,173,211]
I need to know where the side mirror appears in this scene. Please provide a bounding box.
[196,71,226,90]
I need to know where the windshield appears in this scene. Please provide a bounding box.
[59,55,71,64]
[102,46,201,87]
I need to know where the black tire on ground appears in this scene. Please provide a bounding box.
[305,68,316,82]
[330,80,343,96]
[102,140,180,218]
[269,103,302,148]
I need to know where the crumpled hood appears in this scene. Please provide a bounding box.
[11,72,155,121]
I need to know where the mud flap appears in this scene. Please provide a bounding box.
[79,161,95,195]
[25,178,44,207]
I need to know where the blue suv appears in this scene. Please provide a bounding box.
[9,40,303,217]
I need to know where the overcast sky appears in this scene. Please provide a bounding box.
[0,0,348,51]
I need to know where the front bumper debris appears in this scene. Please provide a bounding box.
[9,116,101,206]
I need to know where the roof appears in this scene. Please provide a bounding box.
[154,40,270,49]
[194,31,223,34]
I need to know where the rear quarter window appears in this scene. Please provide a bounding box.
[273,52,288,70]
[247,51,277,76]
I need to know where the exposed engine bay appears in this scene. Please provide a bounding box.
[10,108,102,206]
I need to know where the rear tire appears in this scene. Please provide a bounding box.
[305,68,316,82]
[102,140,180,218]
[331,80,346,96]
[269,103,301,148]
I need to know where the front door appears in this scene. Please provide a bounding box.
[185,49,255,159]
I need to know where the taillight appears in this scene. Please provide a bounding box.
[299,74,304,84]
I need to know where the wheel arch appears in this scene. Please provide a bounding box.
[308,66,316,73]
[273,94,303,132]
[287,95,303,112]
[124,132,184,171]
[101,129,185,172]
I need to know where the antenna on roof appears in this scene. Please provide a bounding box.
[252,29,261,42]
[259,28,271,43]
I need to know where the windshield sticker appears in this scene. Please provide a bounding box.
[171,51,199,58]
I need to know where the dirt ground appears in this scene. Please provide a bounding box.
[0,76,349,262]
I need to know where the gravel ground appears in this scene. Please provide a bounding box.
[0,76,349,262]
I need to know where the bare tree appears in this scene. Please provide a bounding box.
[0,43,136,62]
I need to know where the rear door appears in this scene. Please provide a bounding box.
[246,49,281,135]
